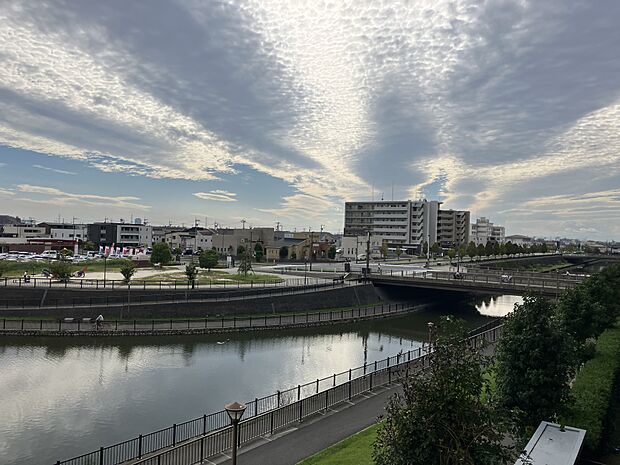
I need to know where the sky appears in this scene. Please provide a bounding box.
[0,0,619,239]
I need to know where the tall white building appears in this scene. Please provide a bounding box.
[344,200,469,252]
[470,217,505,246]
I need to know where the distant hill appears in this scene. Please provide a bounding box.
[0,215,21,225]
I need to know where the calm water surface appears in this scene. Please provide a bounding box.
[0,295,520,465]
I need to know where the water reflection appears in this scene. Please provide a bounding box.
[0,295,514,465]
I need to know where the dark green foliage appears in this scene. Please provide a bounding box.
[328,245,337,259]
[495,294,577,432]
[185,263,198,288]
[556,285,607,344]
[279,246,289,259]
[254,242,264,262]
[466,241,477,259]
[562,324,620,453]
[373,319,515,465]
[199,249,219,271]
[82,241,96,251]
[0,260,7,278]
[150,242,172,268]
[50,260,73,283]
[119,260,136,284]
[430,242,441,255]
[236,245,245,257]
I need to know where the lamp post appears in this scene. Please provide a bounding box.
[427,321,435,352]
[103,253,108,288]
[225,401,247,465]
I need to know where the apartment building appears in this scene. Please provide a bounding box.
[39,222,88,242]
[165,228,213,252]
[471,217,505,246]
[344,200,469,251]
[87,222,153,247]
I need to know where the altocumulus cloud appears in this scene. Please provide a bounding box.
[193,190,237,202]
[0,1,619,237]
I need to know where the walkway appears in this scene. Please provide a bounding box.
[213,384,399,465]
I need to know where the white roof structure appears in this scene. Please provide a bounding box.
[515,421,586,465]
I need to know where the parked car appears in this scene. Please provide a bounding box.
[500,274,513,283]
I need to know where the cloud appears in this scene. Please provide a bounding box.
[1,1,620,237]
[33,164,77,175]
[16,184,149,210]
[193,190,237,202]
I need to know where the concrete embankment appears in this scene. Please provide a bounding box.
[0,284,381,319]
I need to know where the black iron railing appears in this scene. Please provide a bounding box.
[54,321,503,465]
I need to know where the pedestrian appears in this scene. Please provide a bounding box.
[95,314,104,330]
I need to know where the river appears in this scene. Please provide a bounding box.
[0,294,520,465]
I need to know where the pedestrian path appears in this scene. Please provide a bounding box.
[212,383,400,465]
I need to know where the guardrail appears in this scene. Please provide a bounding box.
[0,280,356,310]
[1,301,412,335]
[54,320,503,465]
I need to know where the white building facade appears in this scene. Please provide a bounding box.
[470,217,505,246]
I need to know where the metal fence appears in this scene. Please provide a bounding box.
[2,302,413,335]
[54,321,503,465]
[0,280,356,310]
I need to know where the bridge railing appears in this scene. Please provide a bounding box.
[64,322,503,465]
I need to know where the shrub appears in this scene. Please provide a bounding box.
[0,260,6,278]
[119,260,137,284]
[562,323,620,453]
[199,249,218,271]
[150,243,172,268]
[50,260,73,283]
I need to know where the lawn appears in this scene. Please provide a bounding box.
[297,423,380,465]
[141,270,284,284]
[0,259,133,276]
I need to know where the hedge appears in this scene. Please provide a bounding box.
[562,322,620,452]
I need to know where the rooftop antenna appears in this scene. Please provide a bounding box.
[275,221,281,231]
[241,218,246,229]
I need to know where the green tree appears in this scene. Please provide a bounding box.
[556,285,606,344]
[421,241,428,256]
[185,262,198,288]
[236,245,246,257]
[395,246,402,260]
[199,249,219,271]
[447,248,456,260]
[237,253,252,276]
[279,246,289,260]
[50,260,73,283]
[492,242,501,256]
[150,242,172,268]
[119,260,136,284]
[476,243,486,257]
[373,318,515,465]
[541,243,548,253]
[0,260,7,278]
[495,294,577,432]
[466,241,477,259]
[430,242,441,256]
[484,241,494,256]
[83,241,96,251]
[328,245,337,259]
[254,242,264,262]
[60,248,73,258]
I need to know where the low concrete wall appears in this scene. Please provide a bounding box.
[0,284,381,319]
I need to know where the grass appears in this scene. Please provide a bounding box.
[0,259,143,276]
[297,423,381,465]
[140,270,283,284]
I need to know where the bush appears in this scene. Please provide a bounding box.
[50,260,73,283]
[199,249,218,271]
[150,243,172,268]
[0,260,6,278]
[562,323,620,453]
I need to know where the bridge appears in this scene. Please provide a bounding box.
[369,269,586,297]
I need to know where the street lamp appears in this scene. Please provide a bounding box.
[225,401,247,465]
[427,321,435,352]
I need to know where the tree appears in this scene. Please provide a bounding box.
[541,243,548,253]
[254,242,264,263]
[484,241,494,256]
[466,241,477,259]
[430,242,441,256]
[60,248,73,258]
[373,318,515,465]
[83,241,96,251]
[476,243,486,257]
[447,248,456,260]
[119,260,136,284]
[150,243,172,268]
[421,241,428,255]
[495,294,577,432]
[380,242,388,259]
[492,242,501,256]
[50,260,73,283]
[236,245,246,257]
[279,246,289,260]
[395,246,402,260]
[556,285,606,344]
[328,245,337,259]
[185,263,198,288]
[237,253,252,275]
[199,249,219,271]
[0,260,7,278]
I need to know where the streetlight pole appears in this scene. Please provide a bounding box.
[365,231,371,281]
[225,402,247,465]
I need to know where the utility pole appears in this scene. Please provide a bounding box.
[194,218,200,262]
[308,229,313,271]
[241,219,246,229]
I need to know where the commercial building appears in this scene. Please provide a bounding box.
[211,228,275,256]
[0,224,47,238]
[340,235,384,260]
[470,217,505,246]
[87,222,153,247]
[344,200,469,252]
[152,226,185,245]
[164,228,213,252]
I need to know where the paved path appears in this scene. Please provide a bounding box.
[210,384,401,465]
